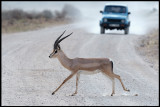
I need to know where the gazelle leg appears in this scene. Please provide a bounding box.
[111,78,115,96]
[52,73,76,95]
[102,71,116,96]
[71,72,80,96]
[113,74,130,92]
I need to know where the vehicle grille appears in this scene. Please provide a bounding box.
[108,19,121,23]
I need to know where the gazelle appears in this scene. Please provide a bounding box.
[49,30,130,96]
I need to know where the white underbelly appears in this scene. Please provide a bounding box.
[79,70,101,75]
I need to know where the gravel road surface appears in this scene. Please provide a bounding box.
[2,23,158,106]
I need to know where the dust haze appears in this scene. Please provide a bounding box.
[74,2,159,35]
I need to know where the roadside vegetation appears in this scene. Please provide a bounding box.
[136,29,159,71]
[2,4,81,33]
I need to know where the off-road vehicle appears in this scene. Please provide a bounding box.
[100,4,131,34]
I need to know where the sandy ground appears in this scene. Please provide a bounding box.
[2,21,159,106]
[135,29,159,71]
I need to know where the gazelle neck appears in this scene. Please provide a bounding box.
[57,50,72,70]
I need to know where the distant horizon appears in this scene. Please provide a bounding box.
[2,1,159,12]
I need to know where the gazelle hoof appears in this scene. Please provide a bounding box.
[52,92,55,95]
[70,93,76,96]
[126,89,130,92]
[111,92,115,96]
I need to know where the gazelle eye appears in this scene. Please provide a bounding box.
[55,50,57,53]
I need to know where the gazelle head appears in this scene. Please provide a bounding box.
[49,30,73,58]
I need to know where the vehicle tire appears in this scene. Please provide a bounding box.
[101,27,105,34]
[124,27,129,35]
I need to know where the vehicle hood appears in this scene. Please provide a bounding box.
[102,13,127,19]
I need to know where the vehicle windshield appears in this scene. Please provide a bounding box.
[104,6,126,13]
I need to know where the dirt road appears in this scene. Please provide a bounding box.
[2,23,158,106]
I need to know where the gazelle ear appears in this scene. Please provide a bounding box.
[57,44,61,50]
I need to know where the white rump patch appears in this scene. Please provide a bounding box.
[109,58,113,62]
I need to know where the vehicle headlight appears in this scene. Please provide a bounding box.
[104,18,107,22]
[121,19,125,23]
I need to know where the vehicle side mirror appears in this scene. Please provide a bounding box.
[100,10,103,13]
[128,12,131,15]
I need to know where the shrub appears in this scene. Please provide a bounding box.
[42,10,53,20]
[2,9,25,20]
[2,9,54,21]
[62,4,82,20]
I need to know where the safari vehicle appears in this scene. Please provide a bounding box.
[99,4,131,34]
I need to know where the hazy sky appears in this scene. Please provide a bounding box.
[2,1,158,11]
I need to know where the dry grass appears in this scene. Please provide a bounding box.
[2,18,72,34]
[136,29,159,71]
